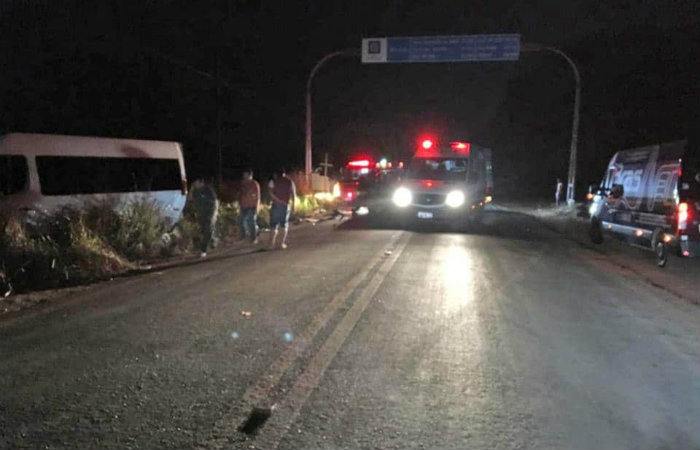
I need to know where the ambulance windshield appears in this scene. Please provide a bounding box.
[408,158,468,181]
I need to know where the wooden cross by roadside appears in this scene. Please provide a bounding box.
[320,153,333,177]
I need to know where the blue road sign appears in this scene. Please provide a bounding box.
[362,34,520,64]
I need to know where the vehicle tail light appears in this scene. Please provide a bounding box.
[678,202,689,231]
[181,178,188,195]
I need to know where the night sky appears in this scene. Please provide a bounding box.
[1,0,698,198]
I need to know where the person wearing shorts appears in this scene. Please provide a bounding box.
[267,168,296,249]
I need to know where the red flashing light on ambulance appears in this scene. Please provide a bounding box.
[451,141,471,154]
[347,158,372,168]
[416,138,438,157]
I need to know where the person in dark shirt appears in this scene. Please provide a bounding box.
[190,178,218,257]
[267,168,296,250]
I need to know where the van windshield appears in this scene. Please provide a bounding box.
[0,155,28,195]
[408,158,467,181]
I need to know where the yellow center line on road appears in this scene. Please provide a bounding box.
[251,232,410,449]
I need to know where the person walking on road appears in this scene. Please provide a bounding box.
[238,169,260,244]
[555,178,564,208]
[191,178,219,257]
[267,168,296,250]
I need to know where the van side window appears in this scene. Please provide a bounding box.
[0,155,29,195]
[35,156,181,196]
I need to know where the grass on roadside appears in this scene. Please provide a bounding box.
[1,192,334,295]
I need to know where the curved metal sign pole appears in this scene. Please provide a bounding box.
[522,43,582,207]
[305,49,360,181]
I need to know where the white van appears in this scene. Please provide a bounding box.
[0,133,188,225]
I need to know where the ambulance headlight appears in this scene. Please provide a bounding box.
[392,187,412,207]
[445,190,465,208]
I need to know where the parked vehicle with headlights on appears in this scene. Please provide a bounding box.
[390,138,493,225]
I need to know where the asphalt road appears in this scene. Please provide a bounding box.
[1,208,699,450]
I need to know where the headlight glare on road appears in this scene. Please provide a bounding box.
[392,187,412,207]
[445,190,465,208]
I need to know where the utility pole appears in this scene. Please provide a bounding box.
[521,43,581,207]
[305,48,359,181]
[216,55,223,183]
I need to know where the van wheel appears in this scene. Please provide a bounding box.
[655,241,668,268]
[589,217,603,244]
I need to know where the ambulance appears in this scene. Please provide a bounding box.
[390,138,493,223]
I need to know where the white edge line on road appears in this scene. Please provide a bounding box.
[251,232,410,449]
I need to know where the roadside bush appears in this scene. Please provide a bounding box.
[83,199,167,260]
[1,212,59,291]
[294,196,320,219]
[257,205,270,229]
[293,195,337,220]
[288,170,312,196]
[68,212,132,278]
[0,192,331,295]
[168,214,200,254]
[112,199,167,259]
[317,195,338,212]
[0,209,132,293]
[216,202,240,242]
